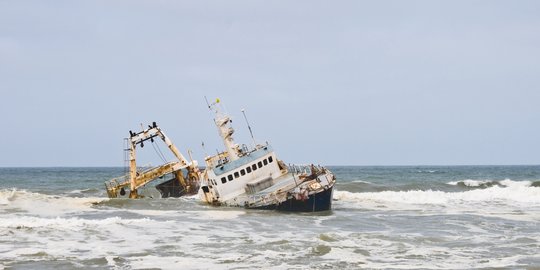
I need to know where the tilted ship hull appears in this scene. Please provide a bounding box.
[198,99,336,212]
[251,184,334,212]
[199,160,336,212]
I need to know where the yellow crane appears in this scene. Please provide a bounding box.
[105,122,200,199]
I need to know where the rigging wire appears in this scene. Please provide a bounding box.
[155,140,169,162]
[151,140,168,163]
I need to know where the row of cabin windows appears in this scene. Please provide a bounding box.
[220,156,274,184]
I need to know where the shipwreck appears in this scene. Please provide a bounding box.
[105,99,336,212]
[105,122,200,199]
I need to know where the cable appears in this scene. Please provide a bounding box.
[152,140,167,163]
[155,141,169,162]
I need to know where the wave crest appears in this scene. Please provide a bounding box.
[0,216,154,230]
[0,188,17,205]
[335,182,540,206]
[0,188,106,216]
[446,179,533,188]
[447,179,497,188]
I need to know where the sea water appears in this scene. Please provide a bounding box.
[0,166,539,269]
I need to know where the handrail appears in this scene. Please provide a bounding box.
[287,163,323,176]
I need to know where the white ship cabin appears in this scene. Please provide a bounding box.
[200,99,286,203]
[204,145,283,202]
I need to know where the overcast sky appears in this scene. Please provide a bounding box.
[1,1,539,166]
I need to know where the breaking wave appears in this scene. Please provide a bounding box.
[67,188,101,195]
[446,179,535,189]
[351,180,372,184]
[0,188,106,216]
[0,188,17,205]
[335,181,540,206]
[0,216,154,229]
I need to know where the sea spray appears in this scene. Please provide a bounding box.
[2,166,540,269]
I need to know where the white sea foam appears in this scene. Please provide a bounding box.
[335,182,540,207]
[447,179,493,187]
[334,185,540,221]
[352,180,372,184]
[312,231,538,270]
[124,209,246,220]
[0,188,106,216]
[446,179,533,188]
[0,215,184,264]
[189,210,246,220]
[127,209,180,217]
[67,188,95,194]
[0,189,16,205]
[0,216,154,229]
[499,179,532,187]
[128,255,217,270]
[1,181,538,269]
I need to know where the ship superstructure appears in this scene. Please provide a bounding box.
[198,99,335,211]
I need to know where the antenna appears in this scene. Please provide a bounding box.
[201,141,208,157]
[204,96,211,110]
[241,109,256,147]
[204,96,222,114]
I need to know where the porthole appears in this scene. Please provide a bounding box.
[247,166,252,173]
[234,172,240,178]
[258,161,263,168]
[240,169,246,176]
[221,177,226,184]
[228,175,233,181]
[268,156,273,163]
[263,159,268,166]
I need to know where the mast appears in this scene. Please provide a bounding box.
[124,122,192,198]
[208,98,240,161]
[128,138,138,198]
[241,109,256,147]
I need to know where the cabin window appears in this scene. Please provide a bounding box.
[268,156,273,163]
[240,169,246,176]
[234,172,240,178]
[221,177,226,184]
[247,166,252,173]
[228,175,233,181]
[252,164,257,171]
[263,159,268,166]
[258,161,263,168]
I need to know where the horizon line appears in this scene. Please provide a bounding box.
[0,164,539,168]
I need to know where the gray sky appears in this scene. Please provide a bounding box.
[1,0,539,166]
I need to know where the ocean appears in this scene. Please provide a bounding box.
[1,166,539,269]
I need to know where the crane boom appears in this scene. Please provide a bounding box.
[105,122,200,199]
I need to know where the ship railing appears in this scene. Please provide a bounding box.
[287,164,325,176]
[287,163,327,188]
[105,175,129,188]
[104,164,154,191]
